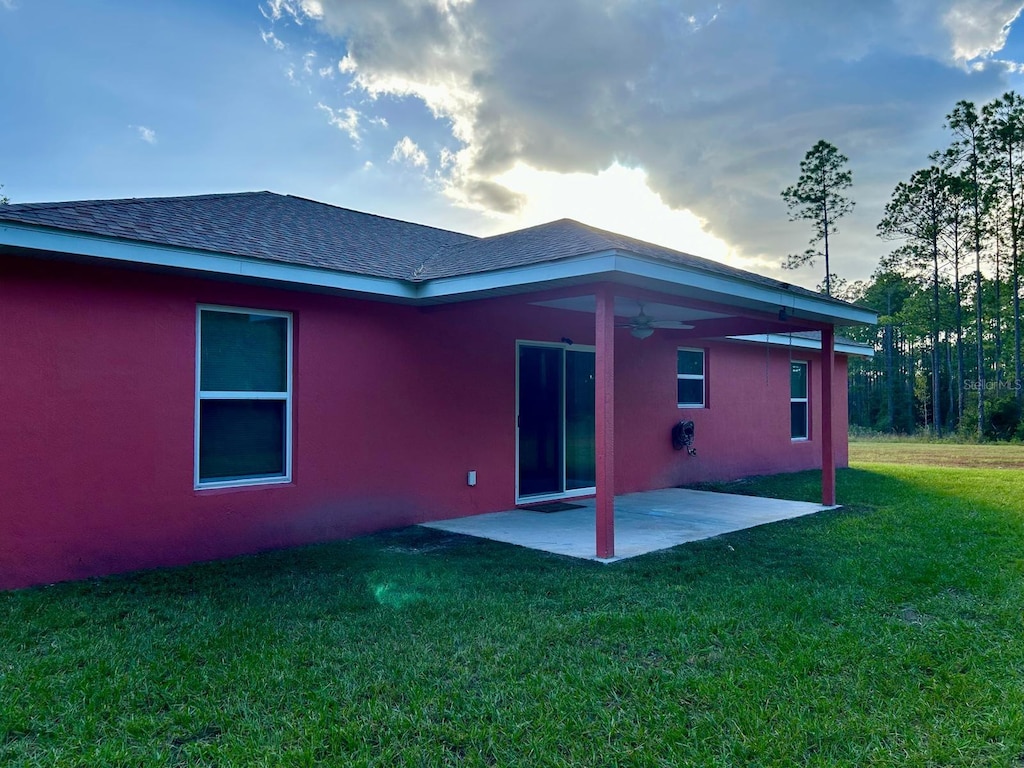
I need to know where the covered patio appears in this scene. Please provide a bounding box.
[504,279,868,560]
[422,488,839,562]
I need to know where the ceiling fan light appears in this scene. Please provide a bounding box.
[631,326,654,340]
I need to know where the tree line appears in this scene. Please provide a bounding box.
[813,94,1024,440]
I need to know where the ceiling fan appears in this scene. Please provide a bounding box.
[616,303,694,339]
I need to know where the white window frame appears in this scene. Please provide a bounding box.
[676,347,706,408]
[790,360,809,441]
[195,304,293,490]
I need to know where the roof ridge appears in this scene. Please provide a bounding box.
[409,217,611,281]
[282,193,480,240]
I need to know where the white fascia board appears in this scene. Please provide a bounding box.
[612,254,877,326]
[2,223,880,328]
[0,223,415,300]
[417,251,878,326]
[414,251,622,300]
[728,333,875,358]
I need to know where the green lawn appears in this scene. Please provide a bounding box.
[3,463,1024,766]
[849,439,1024,469]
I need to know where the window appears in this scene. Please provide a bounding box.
[677,348,705,408]
[196,306,292,488]
[790,361,808,440]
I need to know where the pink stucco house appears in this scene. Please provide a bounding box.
[0,192,874,589]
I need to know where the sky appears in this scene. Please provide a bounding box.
[4,0,1024,288]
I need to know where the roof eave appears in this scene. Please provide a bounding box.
[0,223,879,328]
[415,251,878,326]
[727,333,875,357]
[0,221,416,301]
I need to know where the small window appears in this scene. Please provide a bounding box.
[677,348,705,408]
[790,361,808,440]
[196,306,292,488]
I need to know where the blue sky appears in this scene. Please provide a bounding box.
[4,0,1024,286]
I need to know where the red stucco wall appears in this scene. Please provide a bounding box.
[0,256,850,589]
[614,332,850,491]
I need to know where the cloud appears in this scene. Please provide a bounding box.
[317,102,361,143]
[390,136,428,168]
[0,0,17,10]
[267,0,1024,281]
[132,125,157,144]
[260,29,285,50]
[260,0,322,23]
[490,162,767,271]
[943,0,1024,60]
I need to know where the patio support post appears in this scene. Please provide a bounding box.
[820,325,836,506]
[595,283,615,558]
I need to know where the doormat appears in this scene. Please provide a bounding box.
[518,501,586,513]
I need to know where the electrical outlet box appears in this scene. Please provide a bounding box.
[467,470,477,487]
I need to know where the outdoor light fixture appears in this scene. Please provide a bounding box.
[560,337,574,345]
[778,307,789,321]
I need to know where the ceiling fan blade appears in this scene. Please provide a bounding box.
[650,320,695,329]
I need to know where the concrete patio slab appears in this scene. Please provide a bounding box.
[421,488,839,562]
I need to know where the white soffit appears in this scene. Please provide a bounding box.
[729,333,875,357]
[530,295,730,321]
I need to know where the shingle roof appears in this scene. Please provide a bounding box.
[418,218,829,304]
[0,190,849,309]
[0,191,475,280]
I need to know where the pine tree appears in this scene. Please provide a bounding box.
[781,140,854,296]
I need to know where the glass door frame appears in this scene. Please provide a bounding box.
[515,340,597,504]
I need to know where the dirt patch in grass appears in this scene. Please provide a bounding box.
[896,605,935,626]
[849,440,1024,469]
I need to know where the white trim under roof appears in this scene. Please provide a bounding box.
[417,252,877,326]
[728,333,875,357]
[0,222,416,300]
[1,223,877,328]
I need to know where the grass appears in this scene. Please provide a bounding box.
[3,460,1024,766]
[849,439,1024,469]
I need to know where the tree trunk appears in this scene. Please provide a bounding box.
[1011,241,1019,399]
[932,242,942,434]
[995,239,1003,388]
[906,333,915,433]
[977,264,985,438]
[885,323,895,432]
[955,249,965,422]
[947,338,955,424]
[1010,147,1022,401]
[821,170,831,297]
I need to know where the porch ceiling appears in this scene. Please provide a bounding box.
[421,488,838,563]
[529,287,828,340]
[531,295,731,323]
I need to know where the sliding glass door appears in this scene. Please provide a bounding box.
[517,343,595,500]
